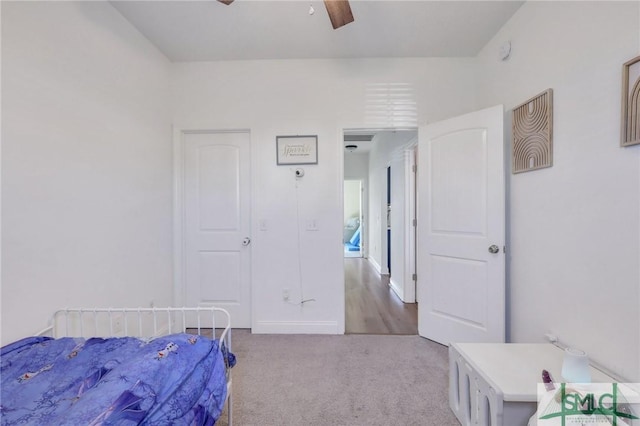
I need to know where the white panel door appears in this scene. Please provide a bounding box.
[183,131,251,327]
[418,105,505,344]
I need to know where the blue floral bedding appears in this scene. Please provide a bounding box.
[0,333,232,425]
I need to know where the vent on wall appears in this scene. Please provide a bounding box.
[364,83,418,128]
[344,134,374,142]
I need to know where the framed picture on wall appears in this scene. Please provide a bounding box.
[512,89,553,173]
[276,135,318,165]
[621,55,640,147]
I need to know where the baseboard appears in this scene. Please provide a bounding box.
[368,257,382,274]
[389,278,405,301]
[253,321,340,334]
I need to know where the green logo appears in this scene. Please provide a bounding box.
[538,383,638,425]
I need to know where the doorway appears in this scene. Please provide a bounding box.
[174,129,252,328]
[343,129,418,335]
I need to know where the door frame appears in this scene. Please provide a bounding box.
[339,125,419,333]
[403,141,418,303]
[385,164,391,275]
[172,127,253,321]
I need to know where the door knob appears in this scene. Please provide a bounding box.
[488,244,500,254]
[242,237,251,246]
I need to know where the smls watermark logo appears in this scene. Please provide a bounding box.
[537,382,640,425]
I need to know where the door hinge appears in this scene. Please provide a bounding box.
[412,218,417,227]
[412,273,417,281]
[412,165,416,173]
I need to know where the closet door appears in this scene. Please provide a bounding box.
[179,130,252,328]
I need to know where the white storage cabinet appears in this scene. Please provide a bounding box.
[449,343,615,426]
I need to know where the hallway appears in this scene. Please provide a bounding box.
[345,257,417,335]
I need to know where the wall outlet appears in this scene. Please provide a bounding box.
[282,288,290,301]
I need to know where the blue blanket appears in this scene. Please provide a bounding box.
[0,333,231,425]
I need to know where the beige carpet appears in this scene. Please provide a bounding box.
[216,330,460,426]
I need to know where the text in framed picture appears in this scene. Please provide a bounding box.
[276,135,318,165]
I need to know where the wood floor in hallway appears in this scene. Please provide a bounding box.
[345,257,418,335]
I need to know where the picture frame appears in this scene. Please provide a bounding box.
[512,88,553,173]
[276,135,318,165]
[621,55,640,147]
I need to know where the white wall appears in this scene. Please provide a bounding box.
[367,131,417,275]
[344,153,368,224]
[5,2,638,382]
[172,59,477,333]
[389,141,417,303]
[344,153,369,251]
[367,138,386,273]
[477,1,640,380]
[1,2,173,344]
[344,152,369,181]
[343,180,360,225]
[389,150,407,298]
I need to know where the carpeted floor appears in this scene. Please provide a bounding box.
[216,330,460,426]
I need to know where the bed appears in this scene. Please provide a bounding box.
[0,307,234,425]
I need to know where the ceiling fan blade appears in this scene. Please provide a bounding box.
[323,0,354,30]
[217,0,234,5]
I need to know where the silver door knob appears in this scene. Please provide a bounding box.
[242,237,251,246]
[488,244,500,254]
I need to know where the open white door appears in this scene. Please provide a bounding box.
[417,105,505,344]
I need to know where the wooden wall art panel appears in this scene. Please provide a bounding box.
[512,89,553,174]
[621,56,640,147]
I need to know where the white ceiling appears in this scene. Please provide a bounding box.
[111,0,523,153]
[110,0,524,62]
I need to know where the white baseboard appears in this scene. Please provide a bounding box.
[253,321,340,334]
[389,278,405,302]
[368,257,382,274]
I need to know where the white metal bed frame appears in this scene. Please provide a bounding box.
[36,306,233,425]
